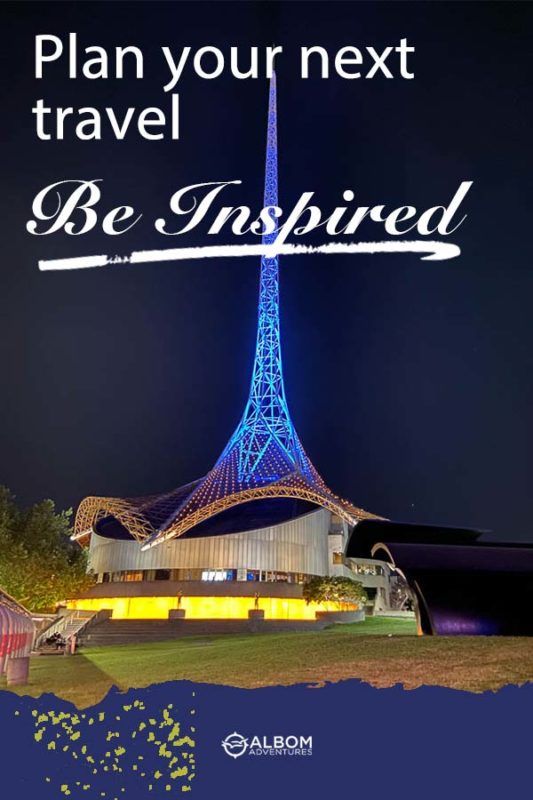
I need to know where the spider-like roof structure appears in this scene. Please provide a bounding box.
[73,73,381,549]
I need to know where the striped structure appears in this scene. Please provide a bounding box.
[0,588,35,675]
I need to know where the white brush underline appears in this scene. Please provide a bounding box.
[38,240,460,271]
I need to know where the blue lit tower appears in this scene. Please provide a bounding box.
[74,74,379,549]
[223,71,311,485]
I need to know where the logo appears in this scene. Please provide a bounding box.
[221,731,312,759]
[221,732,249,759]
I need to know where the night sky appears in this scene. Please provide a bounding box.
[1,1,533,540]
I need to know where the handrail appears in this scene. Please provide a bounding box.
[0,587,34,618]
[35,609,96,648]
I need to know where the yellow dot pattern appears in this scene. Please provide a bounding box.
[18,695,196,796]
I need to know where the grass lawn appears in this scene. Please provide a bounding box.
[3,616,533,707]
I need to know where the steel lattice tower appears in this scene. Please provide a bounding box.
[221,72,310,485]
[74,74,380,549]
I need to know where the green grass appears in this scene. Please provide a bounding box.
[328,616,416,635]
[3,616,533,707]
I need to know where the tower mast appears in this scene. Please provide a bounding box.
[222,72,307,483]
[74,75,379,549]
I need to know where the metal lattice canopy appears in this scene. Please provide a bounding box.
[74,73,381,549]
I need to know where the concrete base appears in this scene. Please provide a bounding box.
[168,609,186,619]
[6,656,30,686]
[248,609,265,620]
[375,610,416,619]
[315,610,365,624]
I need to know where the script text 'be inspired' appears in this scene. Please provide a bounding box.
[29,179,473,271]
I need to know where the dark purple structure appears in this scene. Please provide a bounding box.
[346,521,533,636]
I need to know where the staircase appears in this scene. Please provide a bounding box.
[36,610,98,648]
[79,617,327,648]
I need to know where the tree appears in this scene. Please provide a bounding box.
[303,576,367,609]
[0,486,94,612]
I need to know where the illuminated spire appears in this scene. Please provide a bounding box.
[222,71,309,484]
[74,74,379,549]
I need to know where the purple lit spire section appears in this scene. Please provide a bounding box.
[262,70,278,245]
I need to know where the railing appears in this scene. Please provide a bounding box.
[35,609,97,648]
[0,588,35,676]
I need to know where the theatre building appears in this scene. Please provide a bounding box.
[67,502,392,620]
